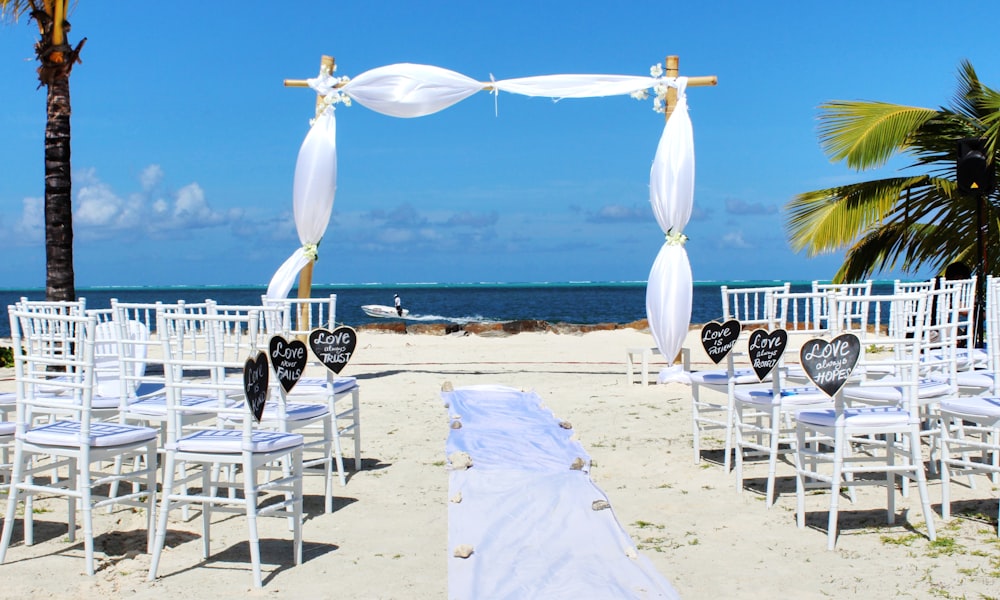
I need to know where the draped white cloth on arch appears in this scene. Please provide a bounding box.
[265,62,695,361]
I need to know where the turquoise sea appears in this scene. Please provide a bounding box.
[0,280,899,338]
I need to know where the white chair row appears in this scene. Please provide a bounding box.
[0,296,363,586]
[693,277,1000,547]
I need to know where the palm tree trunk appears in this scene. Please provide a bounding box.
[44,73,75,302]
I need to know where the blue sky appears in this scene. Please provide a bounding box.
[2,1,1000,288]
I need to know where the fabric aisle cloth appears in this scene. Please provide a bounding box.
[443,384,680,600]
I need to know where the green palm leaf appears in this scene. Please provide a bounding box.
[787,61,1000,284]
[818,102,938,170]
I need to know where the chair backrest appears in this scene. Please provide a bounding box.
[893,279,934,295]
[8,306,98,432]
[109,300,163,401]
[813,280,872,333]
[16,297,87,316]
[773,290,834,336]
[937,276,977,353]
[921,285,962,394]
[986,276,1000,394]
[157,309,266,444]
[853,292,929,415]
[208,301,288,356]
[720,283,789,330]
[261,294,337,338]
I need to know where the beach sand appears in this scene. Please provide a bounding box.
[0,327,997,599]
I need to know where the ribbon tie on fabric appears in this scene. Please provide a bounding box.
[307,72,352,120]
[489,73,499,117]
[303,243,319,262]
[665,230,688,246]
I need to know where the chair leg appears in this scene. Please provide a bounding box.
[148,452,177,582]
[886,436,897,524]
[910,428,937,542]
[322,420,334,512]
[734,403,745,494]
[940,419,953,521]
[0,447,26,564]
[766,408,781,508]
[293,449,303,566]
[66,457,78,545]
[243,457,263,589]
[827,427,845,551]
[144,443,157,555]
[794,423,807,529]
[80,460,96,576]
[352,391,362,471]
[723,389,735,473]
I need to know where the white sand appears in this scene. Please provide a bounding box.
[0,327,997,599]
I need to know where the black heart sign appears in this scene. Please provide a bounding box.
[701,319,741,364]
[799,333,861,397]
[308,326,358,375]
[747,329,788,381]
[268,335,308,393]
[243,351,269,422]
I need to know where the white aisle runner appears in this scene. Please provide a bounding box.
[443,384,680,599]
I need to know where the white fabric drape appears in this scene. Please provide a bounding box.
[266,63,697,355]
[265,109,338,300]
[645,78,694,362]
[343,63,483,118]
[341,63,661,118]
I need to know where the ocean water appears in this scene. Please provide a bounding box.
[0,280,898,338]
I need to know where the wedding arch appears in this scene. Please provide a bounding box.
[267,56,716,362]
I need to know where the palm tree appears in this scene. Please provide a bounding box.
[785,60,1000,284]
[1,0,85,301]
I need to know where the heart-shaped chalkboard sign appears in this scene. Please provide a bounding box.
[308,326,358,375]
[268,335,308,393]
[747,329,788,381]
[243,351,270,422]
[700,319,741,364]
[799,333,861,397]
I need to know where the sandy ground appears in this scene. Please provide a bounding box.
[0,327,998,599]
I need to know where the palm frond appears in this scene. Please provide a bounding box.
[817,101,938,170]
[951,60,982,119]
[785,176,930,254]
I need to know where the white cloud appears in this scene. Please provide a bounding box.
[5,166,253,245]
[721,230,752,248]
[16,197,44,244]
[140,165,163,192]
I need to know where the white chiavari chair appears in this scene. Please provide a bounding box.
[793,292,938,549]
[0,307,158,575]
[147,309,304,588]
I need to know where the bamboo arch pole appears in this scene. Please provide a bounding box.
[662,55,716,364]
[664,55,717,121]
[284,55,335,331]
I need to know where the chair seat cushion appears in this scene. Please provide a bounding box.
[0,421,15,436]
[735,386,830,406]
[689,369,764,385]
[223,402,329,424]
[0,393,14,407]
[23,420,158,448]
[956,370,994,390]
[842,378,951,403]
[170,429,304,454]
[939,397,1000,420]
[126,394,221,416]
[796,405,910,428]
[289,376,359,396]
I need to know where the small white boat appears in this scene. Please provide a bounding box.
[361,304,410,319]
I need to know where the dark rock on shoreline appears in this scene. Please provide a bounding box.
[356,319,651,336]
